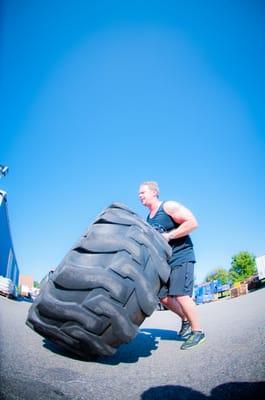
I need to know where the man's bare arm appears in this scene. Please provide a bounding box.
[162,200,198,242]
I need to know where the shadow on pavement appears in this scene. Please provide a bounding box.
[98,328,181,365]
[140,328,181,341]
[140,382,265,400]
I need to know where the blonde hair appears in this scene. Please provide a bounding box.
[141,181,160,196]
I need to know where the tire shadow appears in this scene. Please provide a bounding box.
[42,339,98,362]
[140,382,265,400]
[98,328,181,365]
[42,328,181,364]
[141,328,182,341]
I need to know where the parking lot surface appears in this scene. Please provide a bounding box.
[0,287,265,399]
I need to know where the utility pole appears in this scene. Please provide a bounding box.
[0,164,9,179]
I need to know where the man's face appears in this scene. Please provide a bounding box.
[138,185,157,206]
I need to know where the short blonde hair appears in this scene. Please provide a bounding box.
[141,181,160,196]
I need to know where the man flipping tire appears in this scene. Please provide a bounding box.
[138,181,205,350]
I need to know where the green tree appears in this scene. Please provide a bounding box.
[229,251,257,283]
[205,268,230,284]
[33,280,40,288]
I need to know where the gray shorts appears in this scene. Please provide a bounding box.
[159,261,195,299]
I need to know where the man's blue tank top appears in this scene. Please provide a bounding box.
[147,202,196,266]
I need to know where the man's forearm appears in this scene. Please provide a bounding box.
[162,221,197,241]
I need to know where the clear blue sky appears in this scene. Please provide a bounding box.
[1,0,265,284]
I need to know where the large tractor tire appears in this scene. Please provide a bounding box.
[26,203,171,358]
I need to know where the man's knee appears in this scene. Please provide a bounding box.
[160,296,170,305]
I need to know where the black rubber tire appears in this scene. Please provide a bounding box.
[26,203,171,358]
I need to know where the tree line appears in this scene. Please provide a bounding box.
[205,251,257,284]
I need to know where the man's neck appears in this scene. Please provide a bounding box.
[149,199,162,214]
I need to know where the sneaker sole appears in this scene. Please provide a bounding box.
[180,337,206,350]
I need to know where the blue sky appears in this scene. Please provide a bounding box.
[1,0,265,284]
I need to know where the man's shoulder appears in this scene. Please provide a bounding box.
[162,200,179,212]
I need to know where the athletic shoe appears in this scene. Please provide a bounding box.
[178,320,192,338]
[180,331,205,350]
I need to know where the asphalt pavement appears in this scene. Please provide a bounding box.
[0,287,265,400]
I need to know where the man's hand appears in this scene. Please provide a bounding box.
[162,232,172,242]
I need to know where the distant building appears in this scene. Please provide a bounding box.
[19,274,34,296]
[0,190,19,286]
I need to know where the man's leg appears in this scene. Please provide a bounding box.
[175,295,200,331]
[163,262,205,349]
[161,296,192,337]
[160,296,188,320]
[176,295,205,349]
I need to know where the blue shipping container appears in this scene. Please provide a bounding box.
[0,190,19,286]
